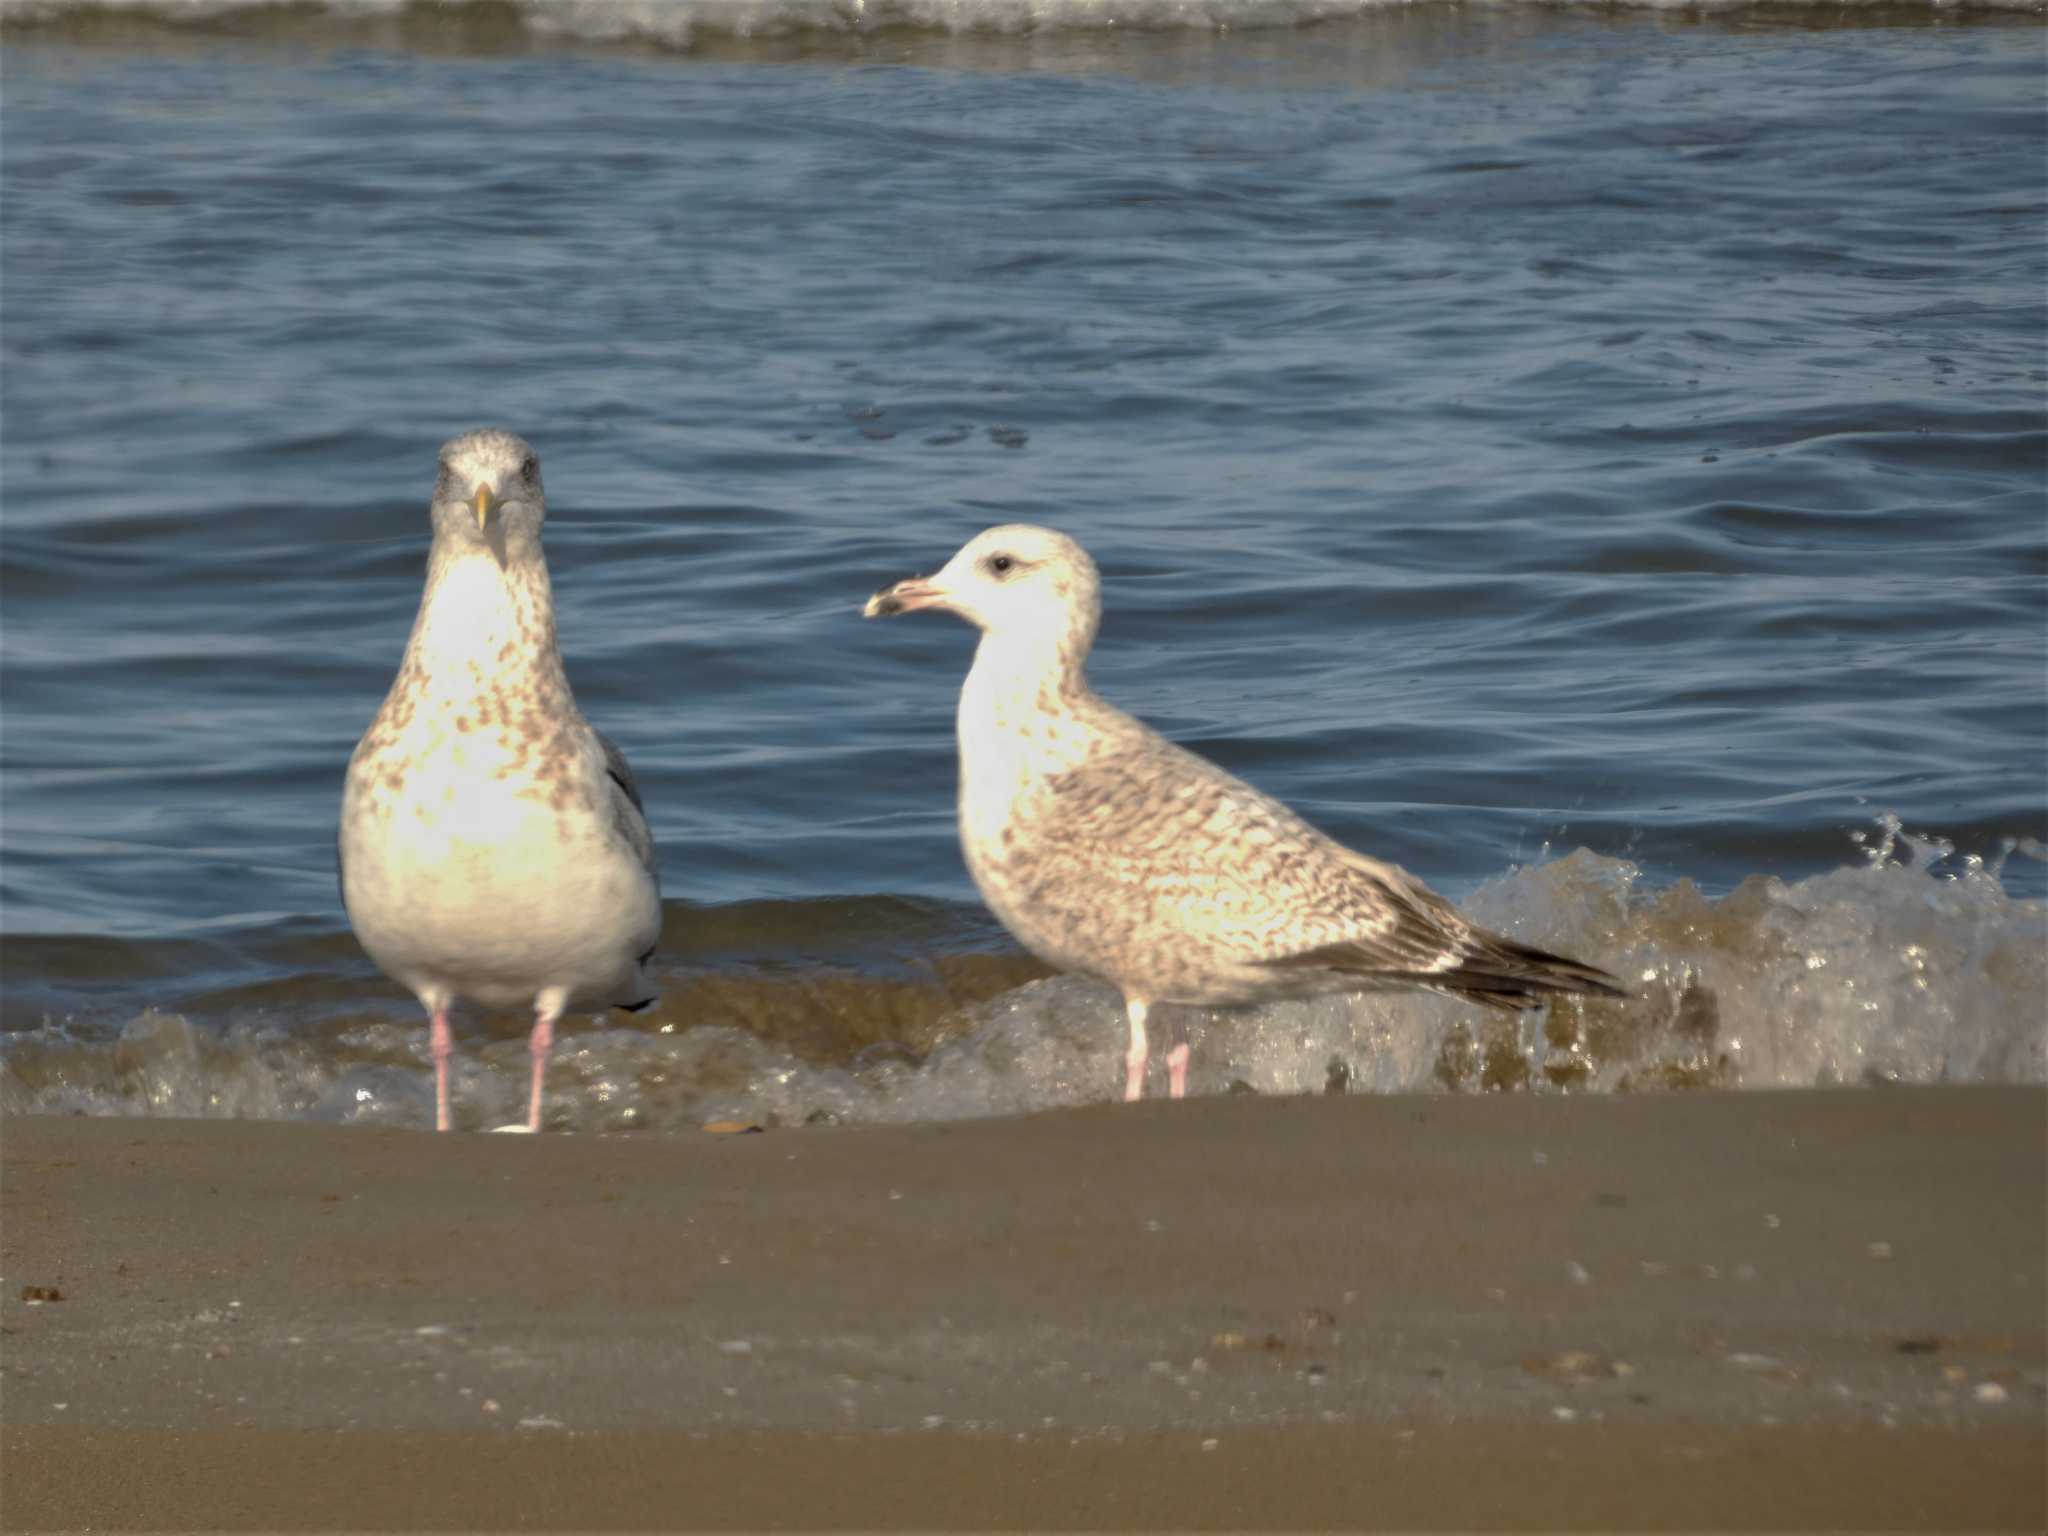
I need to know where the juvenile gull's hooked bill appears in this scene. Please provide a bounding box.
[864,524,1623,1102]
[339,430,661,1132]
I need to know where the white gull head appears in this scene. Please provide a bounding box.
[863,523,1101,660]
[431,428,547,568]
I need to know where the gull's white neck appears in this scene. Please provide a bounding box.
[401,547,567,701]
[957,622,1101,805]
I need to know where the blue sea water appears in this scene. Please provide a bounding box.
[1,0,2043,1129]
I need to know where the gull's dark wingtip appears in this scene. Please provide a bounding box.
[1444,934,1631,1011]
[1261,930,1629,1013]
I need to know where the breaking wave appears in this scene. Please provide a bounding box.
[4,818,2041,1132]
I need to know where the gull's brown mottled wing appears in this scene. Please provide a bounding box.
[595,728,658,886]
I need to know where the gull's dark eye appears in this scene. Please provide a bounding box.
[987,554,1014,576]
[520,457,538,480]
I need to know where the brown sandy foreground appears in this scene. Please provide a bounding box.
[3,1088,2043,1531]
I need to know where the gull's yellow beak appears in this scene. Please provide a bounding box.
[474,484,498,530]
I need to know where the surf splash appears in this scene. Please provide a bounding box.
[3,818,2041,1132]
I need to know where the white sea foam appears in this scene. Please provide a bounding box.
[2,0,2037,45]
[4,821,2041,1131]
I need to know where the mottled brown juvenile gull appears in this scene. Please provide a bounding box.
[339,430,660,1132]
[864,524,1623,1102]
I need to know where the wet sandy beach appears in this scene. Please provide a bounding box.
[4,1087,2043,1529]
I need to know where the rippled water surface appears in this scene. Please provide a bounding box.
[2,1,2043,1127]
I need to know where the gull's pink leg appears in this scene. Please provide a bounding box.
[429,1006,454,1133]
[1124,997,1151,1103]
[1166,1044,1190,1100]
[1166,1013,1190,1099]
[526,991,566,1133]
